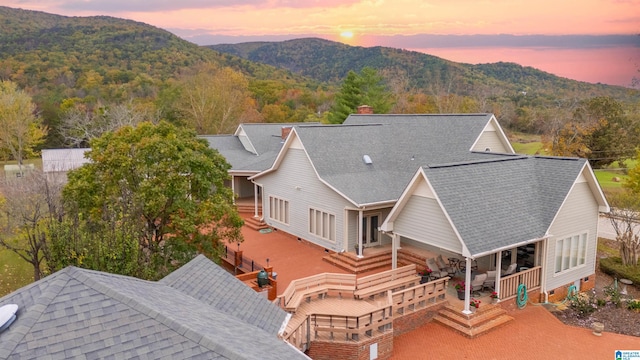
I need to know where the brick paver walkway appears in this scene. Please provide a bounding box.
[237,220,640,359]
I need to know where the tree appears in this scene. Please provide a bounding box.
[606,191,640,266]
[328,67,393,124]
[58,98,158,147]
[61,121,244,279]
[0,170,63,281]
[176,64,259,134]
[0,80,47,168]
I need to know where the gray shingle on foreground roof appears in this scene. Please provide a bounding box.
[423,156,586,256]
[295,116,508,205]
[0,255,304,360]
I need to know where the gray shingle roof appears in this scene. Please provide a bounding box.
[294,115,509,205]
[202,123,317,174]
[0,255,304,360]
[423,156,587,256]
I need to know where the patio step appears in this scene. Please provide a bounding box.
[243,216,270,231]
[432,304,513,338]
[322,250,392,274]
[237,204,261,214]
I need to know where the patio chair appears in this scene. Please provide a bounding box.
[459,259,478,273]
[483,270,497,291]
[426,258,448,279]
[471,273,488,295]
[436,254,457,276]
[501,263,517,277]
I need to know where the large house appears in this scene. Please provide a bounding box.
[0,255,307,359]
[241,113,608,313]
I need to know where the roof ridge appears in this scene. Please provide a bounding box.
[0,270,72,358]
[426,155,527,168]
[71,266,251,359]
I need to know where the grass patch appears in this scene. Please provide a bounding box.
[0,248,34,297]
[594,170,628,189]
[512,141,549,155]
[600,256,640,286]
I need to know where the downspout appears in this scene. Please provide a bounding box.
[231,175,236,204]
[391,233,398,269]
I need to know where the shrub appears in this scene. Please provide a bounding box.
[603,281,622,308]
[570,291,597,317]
[600,257,640,286]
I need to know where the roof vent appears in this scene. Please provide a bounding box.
[363,155,373,164]
[0,304,18,333]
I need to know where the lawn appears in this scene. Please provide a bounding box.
[0,247,34,297]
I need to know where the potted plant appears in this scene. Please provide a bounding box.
[455,281,465,300]
[470,298,481,312]
[419,268,432,283]
[490,291,499,304]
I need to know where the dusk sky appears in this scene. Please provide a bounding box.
[4,0,640,87]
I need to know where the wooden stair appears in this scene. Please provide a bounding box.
[322,250,392,274]
[244,216,270,231]
[432,304,514,338]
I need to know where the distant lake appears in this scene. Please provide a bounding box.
[410,46,638,88]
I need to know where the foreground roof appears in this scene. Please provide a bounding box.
[0,255,303,360]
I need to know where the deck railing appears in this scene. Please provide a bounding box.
[499,266,542,300]
[283,292,393,352]
[391,277,449,316]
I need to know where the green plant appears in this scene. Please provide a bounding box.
[418,268,432,276]
[603,280,622,308]
[455,281,465,291]
[627,299,640,311]
[570,291,597,317]
[596,298,607,306]
[490,291,499,299]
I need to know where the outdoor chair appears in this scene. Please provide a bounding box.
[436,254,456,276]
[501,263,517,277]
[426,258,448,279]
[483,270,497,291]
[470,273,488,295]
[459,259,478,273]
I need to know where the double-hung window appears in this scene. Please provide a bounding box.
[269,196,289,225]
[309,208,336,242]
[555,233,587,273]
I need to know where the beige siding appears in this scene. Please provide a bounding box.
[545,181,599,291]
[394,195,462,253]
[473,130,508,153]
[258,149,352,251]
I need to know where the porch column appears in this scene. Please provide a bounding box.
[231,175,236,204]
[391,234,398,269]
[463,257,472,314]
[253,183,259,218]
[357,210,364,258]
[495,251,502,299]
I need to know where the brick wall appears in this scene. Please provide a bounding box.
[393,303,446,336]
[308,332,393,360]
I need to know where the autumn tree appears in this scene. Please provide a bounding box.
[58,98,158,147]
[60,121,244,279]
[177,64,259,134]
[0,80,47,168]
[606,191,640,266]
[328,67,393,124]
[0,170,63,281]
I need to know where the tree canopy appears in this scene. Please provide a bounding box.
[57,121,243,279]
[328,67,394,124]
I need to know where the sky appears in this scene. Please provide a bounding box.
[4,0,640,87]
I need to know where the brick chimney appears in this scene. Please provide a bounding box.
[281,126,292,140]
[357,105,373,114]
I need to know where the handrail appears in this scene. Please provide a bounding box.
[391,277,449,316]
[499,266,541,300]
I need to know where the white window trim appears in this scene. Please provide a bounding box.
[308,207,336,243]
[554,232,588,275]
[268,195,290,225]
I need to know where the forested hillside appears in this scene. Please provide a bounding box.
[210,38,636,102]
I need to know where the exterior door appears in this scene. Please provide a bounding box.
[362,215,379,246]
